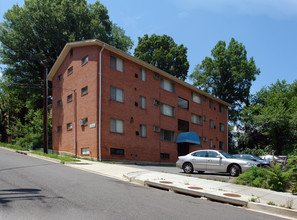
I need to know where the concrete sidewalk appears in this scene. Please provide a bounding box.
[65,159,297,219]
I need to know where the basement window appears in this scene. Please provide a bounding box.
[160,153,170,159]
[110,148,124,156]
[81,148,90,155]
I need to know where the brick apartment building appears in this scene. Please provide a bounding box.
[48,39,230,163]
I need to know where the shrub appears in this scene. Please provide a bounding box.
[236,163,296,193]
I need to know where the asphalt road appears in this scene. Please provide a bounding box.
[124,164,234,182]
[0,148,286,220]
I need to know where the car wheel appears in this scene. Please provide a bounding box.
[197,171,205,174]
[183,163,193,174]
[229,164,240,177]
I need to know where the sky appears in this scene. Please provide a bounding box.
[1,0,297,94]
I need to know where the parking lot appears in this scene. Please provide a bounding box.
[124,164,235,183]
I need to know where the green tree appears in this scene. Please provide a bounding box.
[240,80,297,155]
[134,34,189,80]
[190,38,260,123]
[0,0,132,143]
[0,0,133,109]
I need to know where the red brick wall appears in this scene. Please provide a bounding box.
[52,45,228,163]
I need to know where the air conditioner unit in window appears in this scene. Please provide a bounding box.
[154,73,160,79]
[153,99,160,105]
[79,120,84,126]
[153,126,160,132]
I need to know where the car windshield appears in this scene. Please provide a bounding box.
[220,151,234,158]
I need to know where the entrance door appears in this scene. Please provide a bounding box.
[178,143,189,156]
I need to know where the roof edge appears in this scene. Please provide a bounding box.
[48,39,232,107]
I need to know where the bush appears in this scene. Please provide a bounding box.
[235,164,293,193]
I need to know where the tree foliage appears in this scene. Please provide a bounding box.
[134,34,189,80]
[0,0,133,108]
[0,0,132,143]
[239,80,297,155]
[190,38,260,123]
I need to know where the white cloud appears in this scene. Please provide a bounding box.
[175,0,297,19]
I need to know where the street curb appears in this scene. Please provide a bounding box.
[124,174,297,219]
[248,202,297,219]
[123,174,247,206]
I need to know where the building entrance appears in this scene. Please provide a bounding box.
[178,143,189,156]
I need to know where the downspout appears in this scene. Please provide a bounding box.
[98,44,105,161]
[226,108,229,153]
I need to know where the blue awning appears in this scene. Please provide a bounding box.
[176,131,201,145]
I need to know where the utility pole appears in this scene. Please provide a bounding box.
[43,61,48,154]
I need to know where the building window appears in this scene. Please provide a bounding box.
[67,66,73,75]
[192,92,201,104]
[219,141,224,150]
[191,113,202,125]
[209,119,213,128]
[81,148,90,155]
[57,126,62,133]
[220,123,224,132]
[219,104,224,113]
[67,123,72,131]
[110,86,124,102]
[82,56,88,65]
[110,118,124,134]
[67,94,73,103]
[57,100,62,106]
[140,124,146,137]
[161,129,175,142]
[58,74,63,81]
[140,96,146,109]
[80,118,88,126]
[110,55,124,72]
[110,148,124,156]
[178,97,189,109]
[161,79,174,93]
[160,153,170,159]
[161,104,175,117]
[209,100,213,109]
[140,68,146,81]
[178,119,189,132]
[81,86,88,96]
[209,139,213,148]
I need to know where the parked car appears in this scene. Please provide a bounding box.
[260,155,288,166]
[233,154,271,167]
[176,150,260,177]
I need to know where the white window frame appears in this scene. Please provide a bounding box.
[139,96,146,109]
[178,97,189,109]
[110,86,124,103]
[191,113,202,125]
[81,147,90,155]
[161,129,175,142]
[110,118,124,134]
[110,55,124,72]
[82,56,88,65]
[140,124,146,137]
[192,92,201,104]
[67,66,73,75]
[140,68,146,81]
[81,86,88,96]
[67,123,72,131]
[209,139,213,148]
[161,104,175,117]
[161,79,174,93]
[67,94,73,103]
[210,119,213,128]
